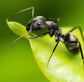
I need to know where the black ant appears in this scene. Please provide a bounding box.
[12,7,84,66]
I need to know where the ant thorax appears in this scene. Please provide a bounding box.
[46,21,61,37]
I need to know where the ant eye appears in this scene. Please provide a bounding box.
[37,22,41,26]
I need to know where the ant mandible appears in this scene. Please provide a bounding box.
[12,7,84,66]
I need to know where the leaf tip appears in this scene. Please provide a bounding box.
[6,18,8,24]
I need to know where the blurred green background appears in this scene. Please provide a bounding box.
[0,0,84,82]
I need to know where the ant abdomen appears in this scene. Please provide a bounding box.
[64,32,80,53]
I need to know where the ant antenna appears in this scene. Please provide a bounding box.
[14,7,34,18]
[11,26,32,47]
[11,31,30,47]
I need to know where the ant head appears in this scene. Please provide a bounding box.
[26,16,46,31]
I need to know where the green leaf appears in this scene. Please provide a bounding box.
[6,19,29,39]
[6,19,84,82]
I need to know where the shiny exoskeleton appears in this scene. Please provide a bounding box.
[13,7,84,66]
[26,16,84,66]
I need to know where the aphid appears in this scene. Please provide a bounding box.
[12,7,84,66]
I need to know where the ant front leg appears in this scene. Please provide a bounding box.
[69,41,84,68]
[47,41,59,66]
[29,32,49,39]
[11,31,49,47]
[65,26,84,40]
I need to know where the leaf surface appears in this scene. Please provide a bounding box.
[6,19,84,82]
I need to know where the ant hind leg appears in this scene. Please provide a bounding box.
[68,41,84,68]
[65,26,84,40]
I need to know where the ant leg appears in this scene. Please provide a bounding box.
[65,26,84,40]
[49,18,53,21]
[56,18,60,24]
[47,41,59,66]
[49,18,60,24]
[15,7,34,18]
[68,41,84,68]
[29,32,49,39]
[11,31,48,47]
